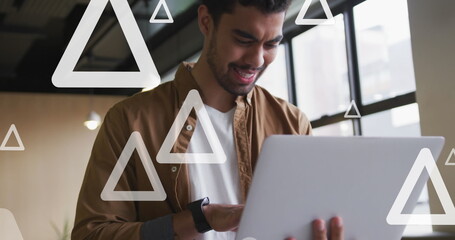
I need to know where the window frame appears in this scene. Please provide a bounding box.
[282,0,417,135]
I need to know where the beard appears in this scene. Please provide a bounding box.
[206,32,266,96]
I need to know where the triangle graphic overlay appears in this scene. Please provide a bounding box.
[387,148,455,225]
[0,124,25,151]
[101,131,166,201]
[149,0,174,23]
[52,0,161,88]
[0,208,24,240]
[344,100,361,119]
[156,90,227,164]
[295,0,335,25]
[445,148,455,166]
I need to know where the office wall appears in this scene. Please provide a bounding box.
[408,0,455,232]
[0,93,124,240]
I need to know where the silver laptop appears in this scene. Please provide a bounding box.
[236,136,445,240]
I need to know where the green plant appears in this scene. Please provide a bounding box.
[51,218,71,240]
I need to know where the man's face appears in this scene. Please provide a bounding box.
[205,4,285,96]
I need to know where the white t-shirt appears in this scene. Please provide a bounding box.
[187,104,241,240]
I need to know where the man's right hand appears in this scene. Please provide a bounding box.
[203,204,244,232]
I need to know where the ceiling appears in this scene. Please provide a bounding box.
[0,0,333,96]
[0,0,200,95]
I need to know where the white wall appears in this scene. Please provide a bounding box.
[0,93,124,240]
[408,0,455,232]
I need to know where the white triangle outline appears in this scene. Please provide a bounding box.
[295,0,335,25]
[387,148,455,225]
[0,208,24,240]
[149,0,174,24]
[101,131,167,201]
[0,124,25,151]
[445,148,455,166]
[344,100,361,118]
[156,89,227,164]
[52,0,161,88]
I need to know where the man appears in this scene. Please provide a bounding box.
[72,0,344,239]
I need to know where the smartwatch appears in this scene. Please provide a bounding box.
[187,197,212,233]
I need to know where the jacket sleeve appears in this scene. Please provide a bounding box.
[299,111,313,136]
[71,104,173,240]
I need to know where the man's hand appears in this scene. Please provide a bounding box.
[312,217,343,240]
[203,204,244,232]
[285,217,344,240]
[172,204,243,240]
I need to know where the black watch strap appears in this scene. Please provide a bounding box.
[187,197,212,233]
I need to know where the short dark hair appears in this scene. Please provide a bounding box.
[201,0,292,25]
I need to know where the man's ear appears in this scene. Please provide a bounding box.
[198,5,212,37]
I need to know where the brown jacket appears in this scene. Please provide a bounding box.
[72,63,312,240]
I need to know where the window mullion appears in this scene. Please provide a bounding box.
[343,6,363,136]
[284,41,298,106]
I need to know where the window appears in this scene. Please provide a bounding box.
[354,0,416,104]
[292,15,350,121]
[256,45,289,101]
[361,103,421,137]
[287,0,418,138]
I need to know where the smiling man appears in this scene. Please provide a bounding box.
[192,1,285,113]
[72,1,343,240]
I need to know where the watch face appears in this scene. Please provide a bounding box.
[202,197,210,206]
